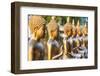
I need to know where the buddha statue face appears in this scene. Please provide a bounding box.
[66,29,72,37]
[64,24,72,37]
[82,28,87,36]
[50,28,58,39]
[36,25,45,39]
[77,28,82,36]
[64,17,72,37]
[47,16,58,40]
[84,29,88,35]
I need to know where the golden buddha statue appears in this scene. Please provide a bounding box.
[71,19,82,58]
[63,17,73,59]
[76,20,82,47]
[47,16,62,60]
[71,19,77,49]
[82,23,88,36]
[82,23,88,48]
[28,15,46,61]
[64,17,72,38]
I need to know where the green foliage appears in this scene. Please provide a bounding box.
[42,15,88,26]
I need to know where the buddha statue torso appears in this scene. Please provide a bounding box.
[63,36,73,58]
[29,39,45,60]
[47,39,61,59]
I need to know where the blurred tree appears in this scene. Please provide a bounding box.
[43,16,51,24]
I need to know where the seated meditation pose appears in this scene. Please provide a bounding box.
[47,16,63,60]
[81,22,88,58]
[28,16,46,61]
[74,20,85,58]
[71,19,79,57]
[68,19,82,58]
[63,17,73,59]
[72,19,77,49]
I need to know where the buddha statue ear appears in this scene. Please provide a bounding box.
[34,27,38,37]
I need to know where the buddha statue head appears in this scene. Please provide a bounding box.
[47,16,58,40]
[29,15,45,40]
[82,23,88,36]
[64,17,72,37]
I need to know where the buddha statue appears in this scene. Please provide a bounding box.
[71,19,77,50]
[63,17,73,59]
[47,16,63,60]
[76,20,83,48]
[82,22,88,51]
[28,15,46,61]
[71,19,82,58]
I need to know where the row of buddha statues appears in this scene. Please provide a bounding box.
[28,16,88,61]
